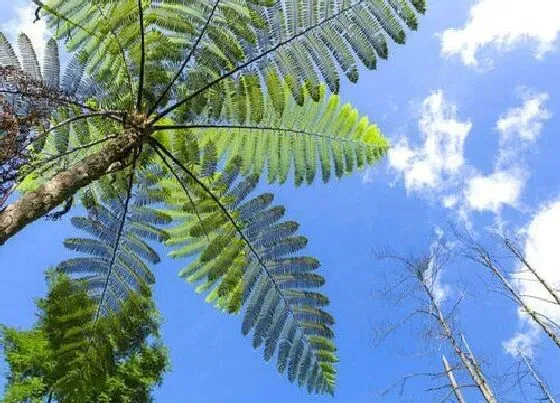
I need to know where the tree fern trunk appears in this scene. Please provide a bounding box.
[0,130,141,245]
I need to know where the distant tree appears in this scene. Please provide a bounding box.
[0,0,427,393]
[376,244,497,402]
[502,237,560,307]
[455,230,560,349]
[1,274,169,402]
[517,351,556,403]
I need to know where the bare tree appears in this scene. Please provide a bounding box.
[497,349,558,403]
[502,237,560,307]
[455,230,560,349]
[518,351,556,403]
[377,244,497,403]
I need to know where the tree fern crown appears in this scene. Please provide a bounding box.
[0,0,426,395]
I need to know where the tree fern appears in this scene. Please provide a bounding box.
[1,0,428,395]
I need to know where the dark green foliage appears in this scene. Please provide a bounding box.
[0,275,169,402]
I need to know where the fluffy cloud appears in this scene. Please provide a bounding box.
[504,199,560,356]
[441,0,560,67]
[497,91,552,143]
[465,91,552,214]
[388,90,551,217]
[388,91,472,194]
[465,170,524,213]
[503,328,539,358]
[2,3,49,62]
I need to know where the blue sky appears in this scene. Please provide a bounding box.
[1,1,560,402]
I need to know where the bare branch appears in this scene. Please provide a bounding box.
[503,237,560,306]
[516,351,556,403]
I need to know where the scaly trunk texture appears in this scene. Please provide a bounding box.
[0,130,141,245]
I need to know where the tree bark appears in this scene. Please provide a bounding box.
[0,130,141,245]
[442,354,466,403]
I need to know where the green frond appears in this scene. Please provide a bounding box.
[17,33,42,80]
[174,83,389,185]
[37,0,424,116]
[0,32,19,68]
[158,156,337,394]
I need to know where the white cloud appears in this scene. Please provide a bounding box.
[388,91,472,194]
[463,92,550,214]
[503,327,539,358]
[387,89,551,218]
[465,170,524,213]
[497,91,552,143]
[2,3,49,63]
[441,0,560,67]
[504,199,560,356]
[361,166,379,184]
[465,91,552,214]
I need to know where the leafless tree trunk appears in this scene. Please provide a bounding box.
[518,351,556,403]
[418,266,497,403]
[442,354,466,403]
[377,247,497,403]
[503,237,560,307]
[469,243,560,349]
